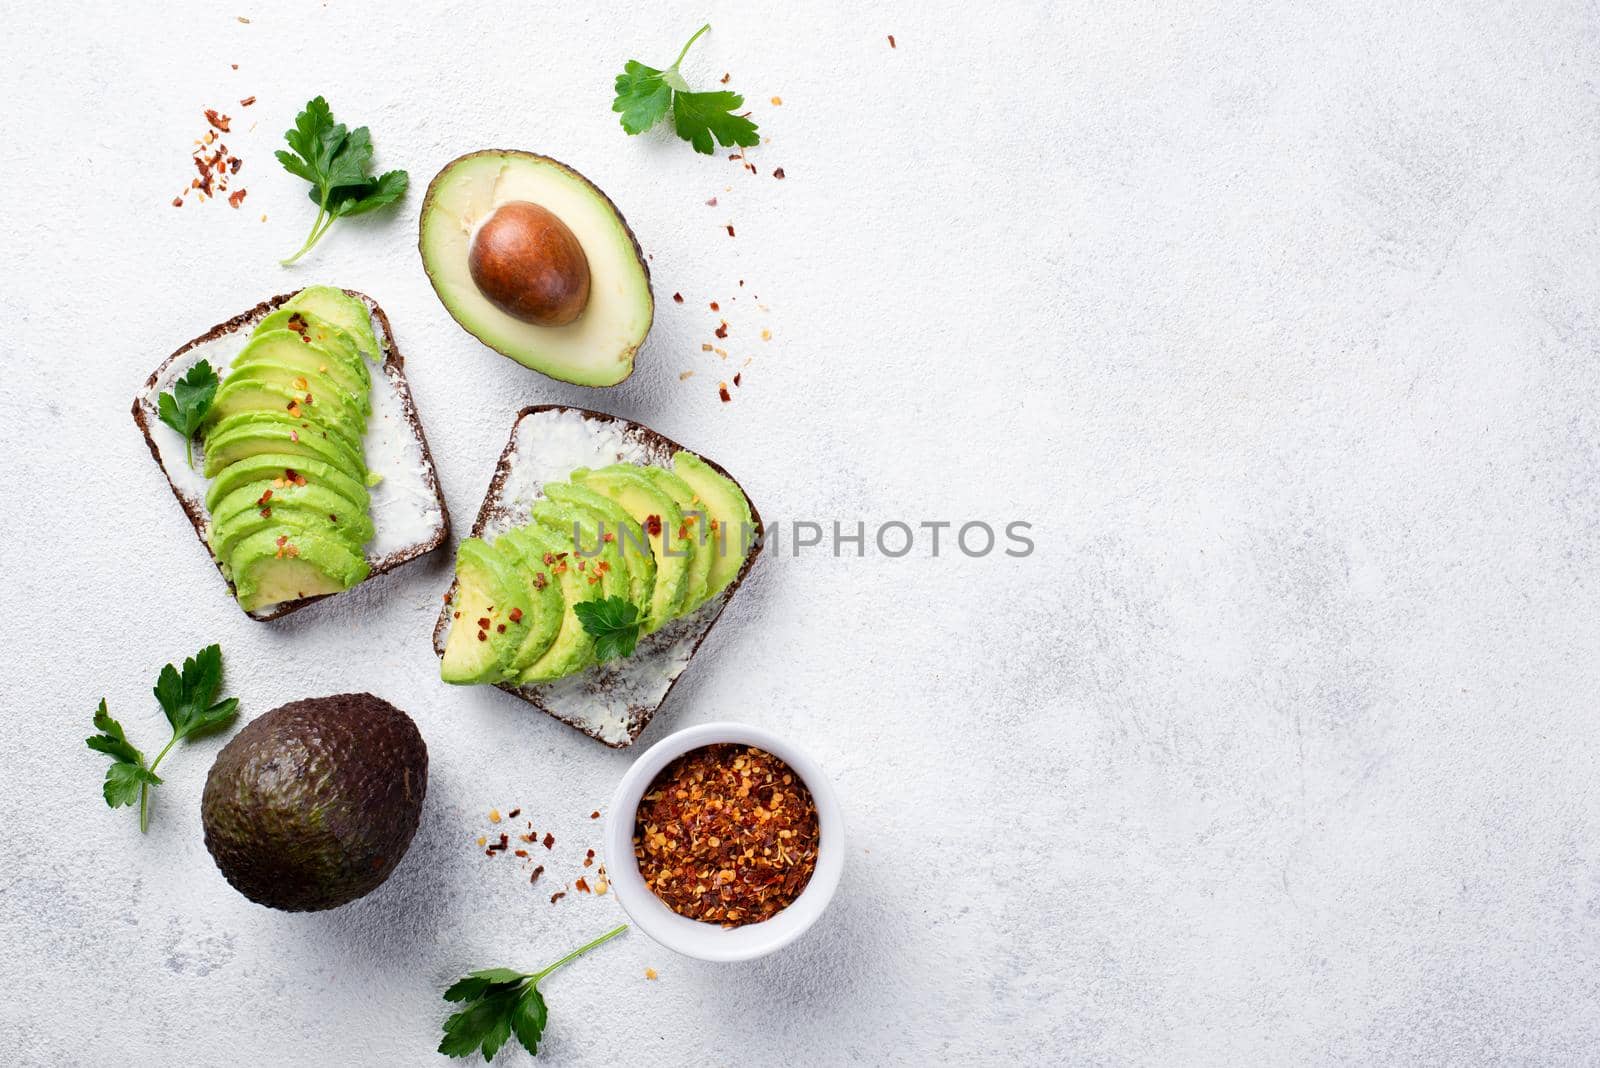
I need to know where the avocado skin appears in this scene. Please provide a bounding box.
[201,693,428,912]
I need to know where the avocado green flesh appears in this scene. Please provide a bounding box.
[202,412,364,478]
[532,500,631,603]
[200,289,376,611]
[205,452,369,515]
[572,465,691,632]
[491,527,566,672]
[228,527,370,612]
[516,525,601,684]
[441,539,530,684]
[442,457,752,687]
[209,479,373,560]
[209,380,364,452]
[673,453,756,602]
[231,328,370,410]
[639,466,713,612]
[418,151,653,387]
[256,309,369,377]
[284,286,380,364]
[545,481,655,613]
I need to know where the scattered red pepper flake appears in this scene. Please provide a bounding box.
[507,808,521,819]
[706,197,718,207]
[508,608,523,623]
[550,891,566,904]
[709,301,720,311]
[575,877,591,893]
[633,744,819,927]
[531,865,544,885]
[719,384,732,403]
[726,224,736,237]
[591,811,601,820]
[774,168,785,179]
[204,109,231,133]
[715,322,729,339]
[239,95,256,106]
[672,292,684,304]
[542,832,555,849]
[888,34,896,48]
[733,373,742,387]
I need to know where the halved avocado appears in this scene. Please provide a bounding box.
[205,453,368,515]
[570,465,691,632]
[544,481,655,614]
[418,151,653,386]
[283,286,380,364]
[209,478,374,559]
[440,538,532,684]
[228,527,369,612]
[672,452,755,603]
[232,328,370,410]
[531,499,630,602]
[491,527,566,673]
[638,466,712,612]
[202,411,365,479]
[515,525,602,684]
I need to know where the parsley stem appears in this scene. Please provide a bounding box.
[281,205,331,266]
[531,924,628,982]
[138,732,180,834]
[671,23,711,71]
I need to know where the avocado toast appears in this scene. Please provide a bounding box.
[134,289,450,619]
[431,406,763,746]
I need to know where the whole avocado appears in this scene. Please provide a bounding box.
[201,693,428,912]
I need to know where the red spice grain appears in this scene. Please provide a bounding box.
[633,744,819,927]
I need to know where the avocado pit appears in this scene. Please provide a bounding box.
[468,201,591,327]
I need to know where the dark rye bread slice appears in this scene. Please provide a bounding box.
[132,290,451,621]
[431,405,764,747]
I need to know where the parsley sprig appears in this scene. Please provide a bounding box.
[86,644,241,833]
[574,596,645,661]
[156,359,219,468]
[440,925,628,1061]
[276,96,408,265]
[612,24,760,155]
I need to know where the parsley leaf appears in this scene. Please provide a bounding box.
[612,24,760,155]
[573,596,645,661]
[439,926,626,1061]
[276,96,409,265]
[156,359,219,468]
[86,644,241,832]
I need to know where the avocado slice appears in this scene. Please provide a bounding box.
[490,526,567,672]
[283,286,380,364]
[227,526,370,611]
[209,478,374,559]
[201,693,427,912]
[515,524,602,684]
[441,538,534,684]
[418,151,653,386]
[531,499,630,603]
[212,361,367,432]
[231,328,370,411]
[257,307,368,373]
[671,452,755,603]
[544,481,655,614]
[209,378,366,451]
[202,410,365,479]
[205,453,368,515]
[638,466,712,612]
[572,464,692,631]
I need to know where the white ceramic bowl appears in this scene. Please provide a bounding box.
[604,721,844,962]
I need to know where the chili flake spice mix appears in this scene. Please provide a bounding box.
[633,744,819,927]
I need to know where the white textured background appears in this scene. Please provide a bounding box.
[2,1,1598,1064]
